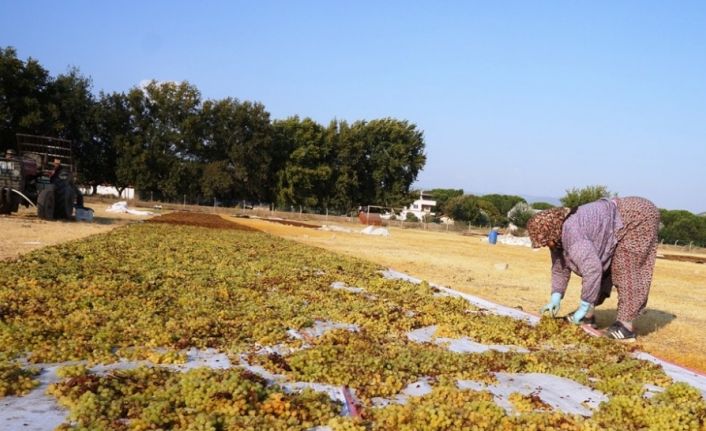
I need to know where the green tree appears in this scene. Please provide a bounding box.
[430,188,464,215]
[531,202,555,210]
[119,81,202,200]
[363,118,426,208]
[0,47,54,150]
[659,209,706,247]
[84,91,131,195]
[50,67,95,144]
[309,117,426,213]
[275,117,332,209]
[477,198,504,226]
[560,185,612,208]
[508,202,536,228]
[199,98,273,202]
[481,194,527,216]
[659,209,694,228]
[444,195,481,223]
[328,119,365,213]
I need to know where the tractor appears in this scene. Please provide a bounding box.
[0,133,83,219]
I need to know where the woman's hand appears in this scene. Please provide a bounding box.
[540,292,562,316]
[568,301,592,324]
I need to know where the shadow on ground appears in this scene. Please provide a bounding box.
[593,308,676,336]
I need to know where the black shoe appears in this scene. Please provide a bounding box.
[564,313,596,328]
[604,321,636,342]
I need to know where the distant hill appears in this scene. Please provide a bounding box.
[699,212,706,217]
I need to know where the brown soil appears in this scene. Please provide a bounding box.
[658,254,706,264]
[147,212,256,231]
[235,215,321,229]
[0,199,158,261]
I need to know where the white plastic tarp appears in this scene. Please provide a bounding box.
[105,201,154,216]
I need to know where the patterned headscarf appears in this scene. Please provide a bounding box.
[527,207,572,248]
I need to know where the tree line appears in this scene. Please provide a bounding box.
[429,185,706,247]
[428,189,543,227]
[0,47,426,213]
[3,47,704,246]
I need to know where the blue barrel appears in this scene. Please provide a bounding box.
[488,229,498,245]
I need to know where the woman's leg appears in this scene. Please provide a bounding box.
[611,197,660,331]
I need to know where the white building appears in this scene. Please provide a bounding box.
[79,185,135,200]
[400,191,436,221]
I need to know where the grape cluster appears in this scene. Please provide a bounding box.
[508,391,552,413]
[0,361,39,398]
[48,366,341,430]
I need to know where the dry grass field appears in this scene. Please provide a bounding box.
[2,204,704,373]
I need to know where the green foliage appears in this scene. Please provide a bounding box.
[1,46,426,211]
[0,48,94,161]
[84,91,130,193]
[507,202,536,228]
[361,118,426,208]
[430,188,464,215]
[481,194,527,216]
[199,98,274,202]
[275,117,332,209]
[117,81,203,201]
[0,47,54,149]
[560,185,611,208]
[477,199,504,227]
[659,209,706,247]
[531,202,554,210]
[444,195,481,223]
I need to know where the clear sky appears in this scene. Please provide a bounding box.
[2,1,705,212]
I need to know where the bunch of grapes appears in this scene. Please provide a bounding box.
[0,361,39,397]
[48,366,342,430]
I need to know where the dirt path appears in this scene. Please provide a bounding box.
[0,200,157,260]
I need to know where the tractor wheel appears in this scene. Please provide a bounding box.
[10,194,19,213]
[54,182,75,219]
[37,186,56,220]
[0,188,11,215]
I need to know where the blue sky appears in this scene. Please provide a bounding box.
[2,1,705,212]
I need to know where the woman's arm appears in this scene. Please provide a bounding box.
[566,240,603,304]
[551,248,571,297]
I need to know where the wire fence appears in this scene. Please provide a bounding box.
[118,196,492,236]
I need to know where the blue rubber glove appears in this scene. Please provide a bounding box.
[540,292,562,316]
[569,301,592,324]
